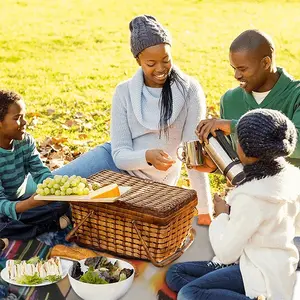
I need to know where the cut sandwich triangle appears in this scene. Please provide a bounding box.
[89,183,120,199]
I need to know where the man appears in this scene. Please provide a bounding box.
[197,29,300,170]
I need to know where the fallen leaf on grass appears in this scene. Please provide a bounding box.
[50,144,63,151]
[48,151,64,160]
[207,105,219,118]
[47,108,55,115]
[78,133,88,139]
[37,136,84,170]
[27,116,39,129]
[40,137,53,148]
[74,112,84,118]
[49,158,65,170]
[72,140,88,146]
[64,119,77,127]
[82,122,93,130]
[26,112,41,118]
[52,137,69,144]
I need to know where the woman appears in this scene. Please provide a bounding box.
[53,15,212,224]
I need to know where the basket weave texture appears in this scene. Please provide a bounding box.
[70,170,197,262]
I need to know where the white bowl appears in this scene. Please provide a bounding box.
[68,257,135,300]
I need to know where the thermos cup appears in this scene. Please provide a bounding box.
[177,140,204,168]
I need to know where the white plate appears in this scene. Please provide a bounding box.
[34,186,131,203]
[0,259,73,287]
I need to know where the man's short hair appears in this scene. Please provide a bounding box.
[230,29,275,59]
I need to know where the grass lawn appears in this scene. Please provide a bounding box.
[0,0,300,190]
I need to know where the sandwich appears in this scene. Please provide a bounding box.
[6,257,63,284]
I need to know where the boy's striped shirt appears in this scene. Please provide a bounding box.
[0,133,52,220]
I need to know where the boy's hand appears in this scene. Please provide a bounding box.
[146,149,176,171]
[15,194,51,213]
[28,194,52,206]
[213,193,230,217]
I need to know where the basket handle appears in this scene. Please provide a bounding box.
[66,210,94,242]
[132,221,195,267]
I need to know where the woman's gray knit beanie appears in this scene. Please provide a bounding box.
[129,15,171,58]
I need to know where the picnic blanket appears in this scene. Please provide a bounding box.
[1,219,299,300]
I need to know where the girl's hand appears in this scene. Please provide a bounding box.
[146,149,176,171]
[213,193,230,217]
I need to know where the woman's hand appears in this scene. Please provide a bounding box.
[213,193,230,217]
[146,149,176,171]
[196,118,232,144]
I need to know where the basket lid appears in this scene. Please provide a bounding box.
[88,170,197,218]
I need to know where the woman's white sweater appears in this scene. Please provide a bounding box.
[110,67,212,214]
[209,164,300,299]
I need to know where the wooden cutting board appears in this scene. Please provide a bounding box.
[34,186,131,203]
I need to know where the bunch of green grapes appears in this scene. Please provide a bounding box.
[36,175,90,196]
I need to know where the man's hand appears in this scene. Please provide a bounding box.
[15,194,51,213]
[213,193,230,217]
[196,118,232,144]
[146,149,176,171]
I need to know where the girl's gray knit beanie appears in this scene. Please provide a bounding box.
[237,108,297,159]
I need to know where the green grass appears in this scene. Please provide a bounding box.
[1,0,300,191]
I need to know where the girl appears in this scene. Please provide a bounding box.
[166,108,300,300]
[52,15,212,224]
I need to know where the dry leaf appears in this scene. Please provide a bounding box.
[37,135,85,170]
[40,157,47,163]
[47,108,55,115]
[64,119,76,127]
[78,133,88,139]
[72,140,87,146]
[27,112,41,118]
[50,144,63,151]
[39,148,51,156]
[28,116,39,129]
[40,137,53,148]
[52,137,69,144]
[49,151,64,160]
[83,122,93,130]
[74,112,84,118]
[49,158,65,170]
[71,151,82,158]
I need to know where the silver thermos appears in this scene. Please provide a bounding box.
[203,131,245,185]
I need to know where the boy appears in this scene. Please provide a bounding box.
[0,90,70,240]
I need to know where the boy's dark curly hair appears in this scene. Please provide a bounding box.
[0,90,22,121]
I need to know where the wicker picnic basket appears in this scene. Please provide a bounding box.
[66,170,197,267]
